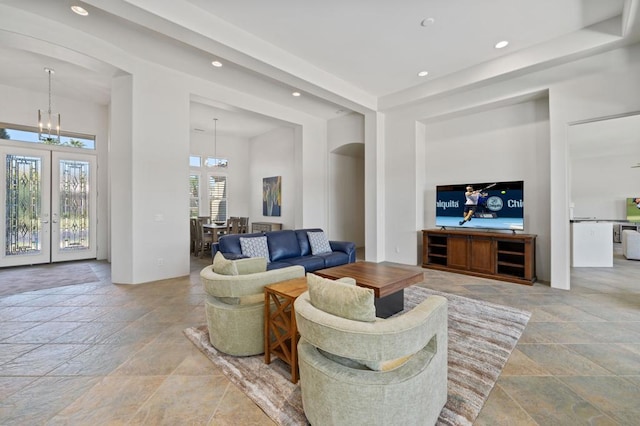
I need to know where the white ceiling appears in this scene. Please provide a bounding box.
[188,0,627,97]
[0,0,637,137]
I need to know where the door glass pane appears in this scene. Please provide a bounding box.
[59,159,90,250]
[5,155,42,255]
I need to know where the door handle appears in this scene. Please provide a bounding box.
[41,220,49,224]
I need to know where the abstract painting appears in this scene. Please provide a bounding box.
[263,176,281,216]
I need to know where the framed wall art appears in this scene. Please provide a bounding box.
[263,176,281,216]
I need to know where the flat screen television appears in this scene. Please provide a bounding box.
[627,197,640,222]
[435,181,524,231]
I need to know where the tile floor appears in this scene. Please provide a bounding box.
[0,247,638,425]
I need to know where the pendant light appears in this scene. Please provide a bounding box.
[38,67,61,143]
[213,117,218,159]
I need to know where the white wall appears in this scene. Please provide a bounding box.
[329,152,365,244]
[111,66,192,284]
[190,130,251,217]
[327,113,364,151]
[422,100,551,281]
[327,113,365,244]
[571,151,640,220]
[249,126,297,229]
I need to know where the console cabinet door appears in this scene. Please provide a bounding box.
[469,237,495,274]
[447,235,468,270]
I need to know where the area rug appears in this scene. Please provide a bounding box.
[184,286,531,426]
[0,263,100,297]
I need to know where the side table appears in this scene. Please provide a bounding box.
[264,277,308,383]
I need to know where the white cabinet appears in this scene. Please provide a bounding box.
[571,222,613,267]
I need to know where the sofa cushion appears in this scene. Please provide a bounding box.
[240,236,271,263]
[281,255,326,272]
[317,251,350,268]
[307,273,375,322]
[213,252,238,276]
[308,231,332,255]
[266,230,301,261]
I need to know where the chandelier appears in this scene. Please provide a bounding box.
[38,67,61,143]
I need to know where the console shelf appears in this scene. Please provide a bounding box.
[422,229,536,285]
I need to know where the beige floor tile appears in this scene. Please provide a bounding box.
[0,376,101,425]
[208,382,276,426]
[501,347,551,376]
[565,343,640,375]
[559,376,640,425]
[498,376,617,425]
[48,375,166,425]
[0,250,637,425]
[127,375,228,425]
[476,383,537,426]
[516,344,612,376]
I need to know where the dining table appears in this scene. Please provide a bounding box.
[203,223,228,242]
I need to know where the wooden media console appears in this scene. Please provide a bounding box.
[422,229,536,285]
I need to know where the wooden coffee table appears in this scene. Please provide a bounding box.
[315,262,423,318]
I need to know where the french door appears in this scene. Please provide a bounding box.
[1,144,97,267]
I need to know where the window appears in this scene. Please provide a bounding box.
[189,154,228,220]
[209,175,227,222]
[1,124,96,150]
[189,174,199,218]
[206,157,228,168]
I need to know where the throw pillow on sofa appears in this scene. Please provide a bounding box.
[307,231,332,255]
[239,236,271,263]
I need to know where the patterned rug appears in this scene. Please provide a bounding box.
[0,262,100,297]
[184,286,531,426]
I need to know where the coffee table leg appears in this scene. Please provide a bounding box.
[374,289,404,318]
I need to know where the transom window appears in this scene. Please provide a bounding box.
[0,124,95,150]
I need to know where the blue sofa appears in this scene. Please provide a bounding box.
[211,228,356,272]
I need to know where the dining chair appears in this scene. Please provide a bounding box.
[226,217,240,235]
[239,217,249,234]
[189,218,197,254]
[196,217,215,258]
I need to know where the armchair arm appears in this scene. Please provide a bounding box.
[295,293,447,363]
[201,264,305,298]
[329,240,357,262]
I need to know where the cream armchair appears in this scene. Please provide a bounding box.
[201,253,305,356]
[622,229,640,260]
[294,274,448,426]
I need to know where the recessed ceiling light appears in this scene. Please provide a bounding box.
[211,60,223,68]
[420,17,435,26]
[292,91,301,97]
[495,40,509,49]
[71,5,89,16]
[417,71,429,77]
